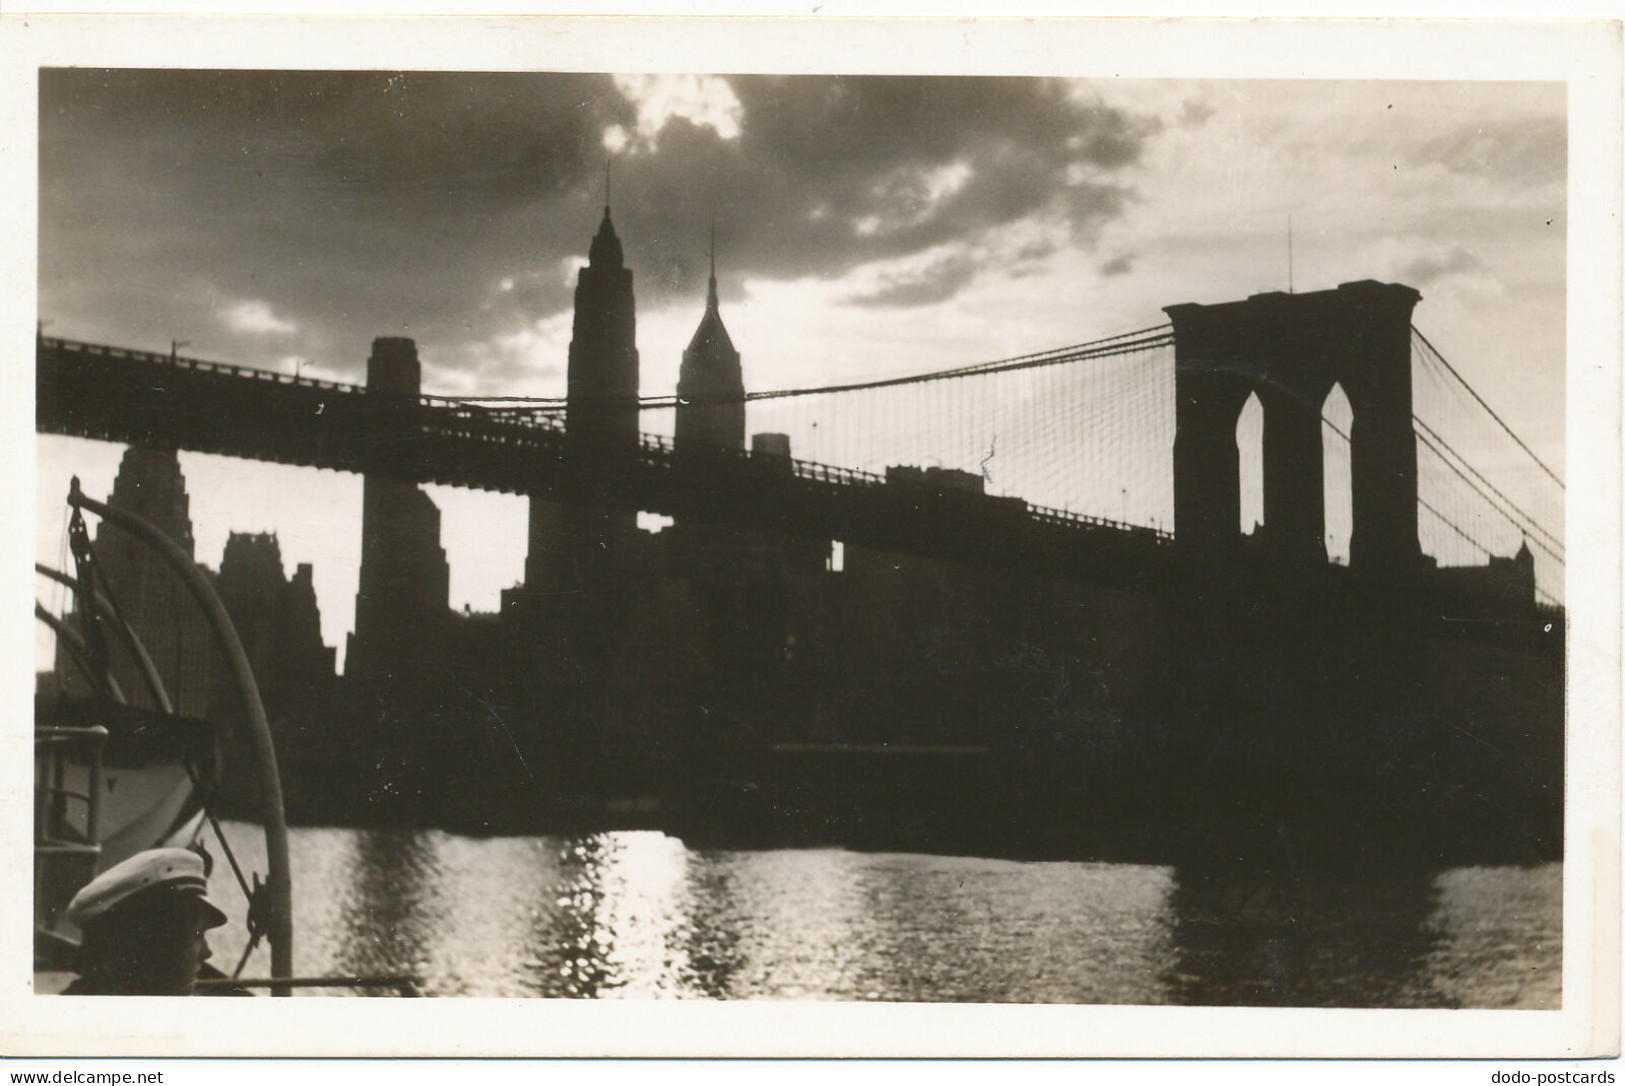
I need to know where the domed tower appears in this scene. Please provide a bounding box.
[675,232,744,452]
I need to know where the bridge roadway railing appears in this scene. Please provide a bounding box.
[41,337,373,395]
[37,336,1173,585]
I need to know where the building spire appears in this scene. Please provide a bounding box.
[678,218,743,453]
[706,221,718,310]
[586,158,625,268]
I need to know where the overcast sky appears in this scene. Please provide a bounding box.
[35,70,1570,666]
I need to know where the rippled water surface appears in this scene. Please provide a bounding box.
[206,824,1559,1005]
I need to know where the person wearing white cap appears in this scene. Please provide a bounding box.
[61,847,229,995]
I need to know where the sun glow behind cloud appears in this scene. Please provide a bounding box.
[608,74,743,151]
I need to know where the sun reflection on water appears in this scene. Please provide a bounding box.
[213,823,1560,1005]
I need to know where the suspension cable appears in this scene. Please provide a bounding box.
[1329,412,1562,587]
[743,325,1175,402]
[1417,495,1497,560]
[442,324,1175,411]
[1418,496,1563,607]
[1412,419,1564,561]
[1412,327,1566,490]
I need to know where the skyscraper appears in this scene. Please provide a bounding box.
[53,447,214,717]
[215,531,336,716]
[566,204,641,456]
[523,199,643,609]
[348,338,451,690]
[675,234,744,453]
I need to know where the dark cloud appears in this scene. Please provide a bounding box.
[1098,253,1135,277]
[1398,246,1484,286]
[41,69,629,377]
[431,343,562,394]
[39,70,1156,381]
[1179,99,1216,127]
[637,76,1153,292]
[1015,237,1059,262]
[41,70,626,203]
[1408,118,1566,188]
[843,249,980,309]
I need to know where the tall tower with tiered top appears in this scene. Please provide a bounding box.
[676,231,745,452]
[523,194,642,606]
[565,202,641,456]
[56,447,213,716]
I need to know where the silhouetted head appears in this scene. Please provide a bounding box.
[65,848,227,995]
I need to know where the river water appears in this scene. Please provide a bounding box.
[206,822,1560,1006]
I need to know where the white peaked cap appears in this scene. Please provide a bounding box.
[65,847,228,929]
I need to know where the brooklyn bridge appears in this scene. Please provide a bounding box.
[36,206,1565,865]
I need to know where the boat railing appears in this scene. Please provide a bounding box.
[34,724,109,954]
[194,974,424,997]
[36,481,295,990]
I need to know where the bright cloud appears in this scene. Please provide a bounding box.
[612,74,743,149]
[841,215,1071,309]
[221,299,297,335]
[433,310,575,398]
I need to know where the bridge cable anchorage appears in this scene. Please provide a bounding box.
[1411,419,1565,562]
[1411,327,1565,490]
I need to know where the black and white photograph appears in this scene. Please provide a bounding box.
[6,13,1619,1060]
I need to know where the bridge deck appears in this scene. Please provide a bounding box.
[37,337,1174,586]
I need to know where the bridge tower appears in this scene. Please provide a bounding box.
[1165,280,1422,576]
